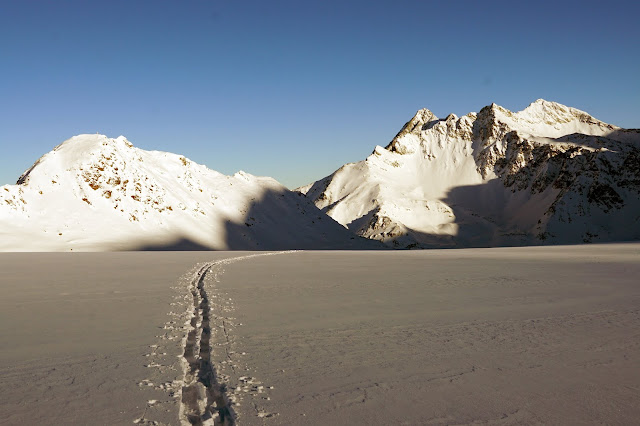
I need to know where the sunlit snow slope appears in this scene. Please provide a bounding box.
[299,100,640,248]
[0,135,378,251]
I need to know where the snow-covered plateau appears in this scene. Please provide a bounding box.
[299,99,640,248]
[0,134,377,251]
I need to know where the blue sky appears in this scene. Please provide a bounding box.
[1,0,638,188]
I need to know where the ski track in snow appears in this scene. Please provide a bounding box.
[136,251,297,426]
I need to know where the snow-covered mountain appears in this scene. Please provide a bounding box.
[0,134,379,251]
[299,100,640,248]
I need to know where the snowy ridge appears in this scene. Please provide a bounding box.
[0,134,379,251]
[300,100,640,248]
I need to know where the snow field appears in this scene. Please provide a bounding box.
[1,245,639,424]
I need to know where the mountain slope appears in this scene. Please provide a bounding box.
[299,100,640,248]
[0,134,380,251]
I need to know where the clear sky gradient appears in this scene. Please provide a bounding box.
[1,0,638,188]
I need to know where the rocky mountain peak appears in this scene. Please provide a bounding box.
[386,108,436,150]
[301,100,640,249]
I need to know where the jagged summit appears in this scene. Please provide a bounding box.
[393,100,611,141]
[390,108,436,141]
[300,100,640,248]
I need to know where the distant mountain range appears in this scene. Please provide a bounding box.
[1,99,638,251]
[298,100,640,248]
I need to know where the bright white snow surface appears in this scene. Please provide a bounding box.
[299,99,640,248]
[0,134,377,251]
[1,245,639,425]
